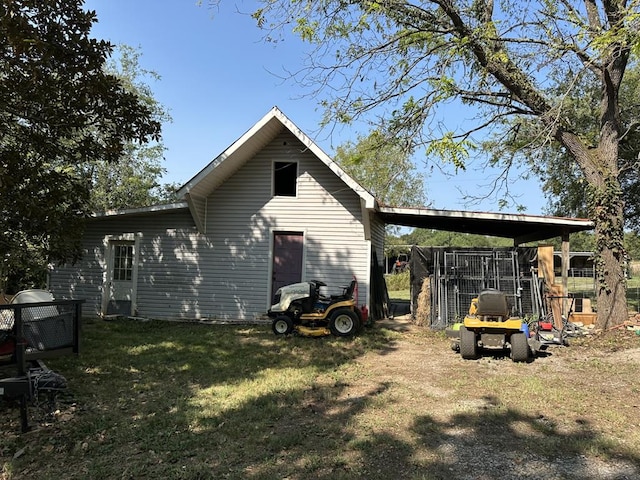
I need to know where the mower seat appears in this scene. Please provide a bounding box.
[332,280,356,301]
[475,289,509,319]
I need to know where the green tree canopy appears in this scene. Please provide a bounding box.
[488,62,640,230]
[398,229,513,248]
[333,130,426,207]
[242,0,640,329]
[0,0,161,292]
[87,45,179,213]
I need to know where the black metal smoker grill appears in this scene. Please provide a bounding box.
[0,293,83,432]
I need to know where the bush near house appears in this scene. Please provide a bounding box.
[384,270,410,292]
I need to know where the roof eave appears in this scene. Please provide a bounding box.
[377,206,594,243]
[91,201,190,219]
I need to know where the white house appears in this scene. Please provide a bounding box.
[49,107,386,321]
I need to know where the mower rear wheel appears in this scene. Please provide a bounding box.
[272,316,294,335]
[510,332,530,362]
[459,326,478,359]
[329,308,359,337]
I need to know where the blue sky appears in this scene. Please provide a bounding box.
[84,0,546,214]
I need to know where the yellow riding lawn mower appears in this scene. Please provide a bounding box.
[267,279,366,337]
[447,288,541,362]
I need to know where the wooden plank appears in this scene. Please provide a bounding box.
[569,312,597,326]
[548,284,565,331]
[537,245,555,284]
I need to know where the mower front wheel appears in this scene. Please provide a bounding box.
[329,309,360,337]
[272,316,294,335]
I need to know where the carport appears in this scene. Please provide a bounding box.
[378,206,593,276]
[375,206,594,324]
[377,207,593,244]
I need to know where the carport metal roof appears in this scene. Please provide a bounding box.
[377,206,594,245]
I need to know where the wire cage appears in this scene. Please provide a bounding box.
[410,247,538,328]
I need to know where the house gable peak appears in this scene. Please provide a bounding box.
[177,107,376,232]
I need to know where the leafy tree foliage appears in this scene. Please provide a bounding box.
[87,45,179,212]
[388,230,640,257]
[625,231,640,260]
[384,230,512,264]
[0,1,160,292]
[334,130,426,207]
[537,232,597,254]
[398,229,513,248]
[245,0,640,328]
[491,63,640,231]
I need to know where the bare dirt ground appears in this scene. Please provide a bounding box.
[335,316,640,479]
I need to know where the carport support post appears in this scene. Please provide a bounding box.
[561,232,570,319]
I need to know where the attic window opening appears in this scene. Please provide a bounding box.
[273,161,297,197]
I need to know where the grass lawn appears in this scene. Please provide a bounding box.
[387,289,410,301]
[1,319,396,479]
[1,317,639,479]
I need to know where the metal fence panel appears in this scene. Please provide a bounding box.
[435,250,530,326]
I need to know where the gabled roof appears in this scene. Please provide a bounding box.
[177,107,376,231]
[91,107,592,244]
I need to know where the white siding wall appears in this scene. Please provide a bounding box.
[49,210,208,319]
[203,130,371,318]
[50,131,373,321]
[370,213,385,264]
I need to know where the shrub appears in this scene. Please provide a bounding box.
[384,270,410,291]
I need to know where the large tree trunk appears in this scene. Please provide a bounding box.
[590,17,631,329]
[592,185,628,330]
[554,31,630,329]
[558,136,628,330]
[595,236,628,330]
[591,55,629,330]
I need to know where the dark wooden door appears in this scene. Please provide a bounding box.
[272,232,304,300]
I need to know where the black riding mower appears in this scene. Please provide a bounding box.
[267,279,366,337]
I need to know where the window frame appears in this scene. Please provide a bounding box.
[112,243,134,281]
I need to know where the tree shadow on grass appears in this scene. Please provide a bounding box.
[2,321,638,480]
